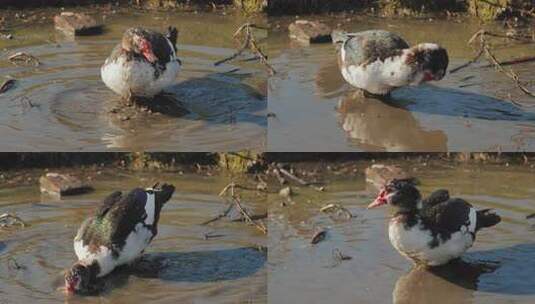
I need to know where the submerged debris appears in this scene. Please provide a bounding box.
[332,248,352,261]
[320,203,353,219]
[8,52,40,66]
[8,257,26,271]
[0,79,16,94]
[0,213,27,228]
[311,229,327,244]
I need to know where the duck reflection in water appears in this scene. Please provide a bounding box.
[393,259,498,304]
[336,91,447,151]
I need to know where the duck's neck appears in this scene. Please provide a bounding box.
[79,260,101,281]
[394,199,423,216]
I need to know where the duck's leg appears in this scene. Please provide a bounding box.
[350,89,367,99]
[123,89,134,107]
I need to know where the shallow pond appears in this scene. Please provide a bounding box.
[0,9,267,151]
[268,160,535,304]
[0,170,267,303]
[268,16,535,152]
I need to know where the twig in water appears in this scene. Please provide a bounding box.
[276,164,325,192]
[203,232,225,240]
[233,196,267,234]
[332,248,352,262]
[469,29,535,102]
[219,182,236,197]
[449,48,483,74]
[201,202,234,225]
[480,55,535,68]
[214,23,275,75]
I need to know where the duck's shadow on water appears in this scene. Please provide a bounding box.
[163,72,267,126]
[103,71,266,129]
[73,247,266,296]
[316,62,535,122]
[389,85,535,122]
[394,243,535,304]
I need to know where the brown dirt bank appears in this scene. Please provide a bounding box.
[1,153,534,172]
[0,0,232,7]
[266,0,532,20]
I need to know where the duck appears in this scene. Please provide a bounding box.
[367,179,500,266]
[101,26,181,100]
[331,30,449,96]
[64,183,175,294]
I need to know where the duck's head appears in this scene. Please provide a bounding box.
[64,262,92,294]
[406,43,449,83]
[146,182,175,204]
[368,178,421,212]
[122,28,158,63]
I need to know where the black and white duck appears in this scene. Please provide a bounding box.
[101,27,181,100]
[64,183,175,294]
[368,179,500,266]
[332,30,449,96]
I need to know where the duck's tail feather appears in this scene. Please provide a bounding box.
[331,30,351,45]
[166,26,178,52]
[476,209,501,231]
[154,183,175,208]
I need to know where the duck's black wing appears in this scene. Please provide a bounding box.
[79,189,148,256]
[342,30,409,67]
[422,189,450,207]
[420,198,475,238]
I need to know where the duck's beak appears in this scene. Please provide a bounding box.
[367,189,388,209]
[139,39,158,63]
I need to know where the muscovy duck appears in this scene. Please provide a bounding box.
[332,30,448,96]
[368,179,500,266]
[64,183,175,294]
[101,27,181,100]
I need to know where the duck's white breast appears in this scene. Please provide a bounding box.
[389,218,474,266]
[101,56,180,98]
[73,239,116,277]
[117,223,153,265]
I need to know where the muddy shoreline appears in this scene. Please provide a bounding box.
[1,152,534,189]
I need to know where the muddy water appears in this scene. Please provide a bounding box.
[269,161,535,304]
[0,9,267,151]
[0,171,267,303]
[268,17,535,152]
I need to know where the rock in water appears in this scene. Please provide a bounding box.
[365,164,414,191]
[54,12,103,36]
[39,173,93,197]
[288,20,332,44]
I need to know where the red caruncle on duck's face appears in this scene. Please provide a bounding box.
[65,271,80,293]
[131,35,158,64]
